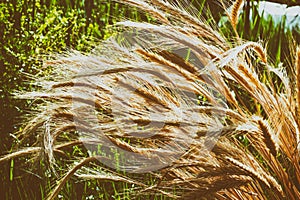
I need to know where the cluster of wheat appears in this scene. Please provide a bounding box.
[1,0,300,199]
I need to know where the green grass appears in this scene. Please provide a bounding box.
[0,1,143,199]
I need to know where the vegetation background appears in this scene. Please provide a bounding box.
[0,0,299,199]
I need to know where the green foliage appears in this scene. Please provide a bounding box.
[0,1,143,199]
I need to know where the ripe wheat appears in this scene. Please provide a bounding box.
[1,0,300,199]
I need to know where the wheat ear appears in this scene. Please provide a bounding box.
[256,119,279,156]
[296,47,300,117]
[230,0,243,29]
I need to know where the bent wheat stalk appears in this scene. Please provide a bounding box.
[2,0,300,199]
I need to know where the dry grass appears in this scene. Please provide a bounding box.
[2,0,300,199]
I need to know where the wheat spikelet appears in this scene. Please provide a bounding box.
[149,0,226,45]
[285,51,300,195]
[225,65,256,95]
[296,47,300,121]
[256,118,279,156]
[237,63,277,114]
[188,106,246,122]
[242,42,267,63]
[181,175,252,200]
[237,64,262,90]
[230,0,243,29]
[225,157,271,188]
[117,0,170,24]
[135,48,218,104]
